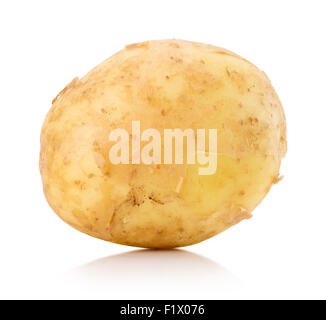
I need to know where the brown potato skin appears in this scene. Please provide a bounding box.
[40,40,286,248]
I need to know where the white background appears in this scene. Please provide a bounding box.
[0,0,325,299]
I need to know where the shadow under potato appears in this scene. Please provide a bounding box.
[67,249,240,298]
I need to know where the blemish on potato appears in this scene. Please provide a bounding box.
[93,151,106,172]
[125,41,149,49]
[248,117,259,125]
[272,175,284,184]
[130,169,137,179]
[169,42,180,48]
[148,193,164,205]
[52,77,79,104]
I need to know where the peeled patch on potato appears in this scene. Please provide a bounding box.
[40,39,286,248]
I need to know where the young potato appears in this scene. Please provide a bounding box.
[40,39,286,248]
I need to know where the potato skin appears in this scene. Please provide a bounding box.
[40,39,286,248]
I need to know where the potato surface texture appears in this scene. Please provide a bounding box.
[40,40,286,248]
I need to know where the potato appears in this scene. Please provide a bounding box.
[40,39,286,248]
